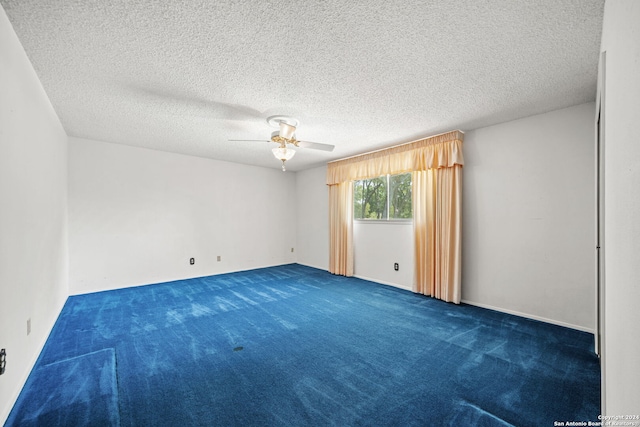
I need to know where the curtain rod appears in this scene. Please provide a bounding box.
[327,129,464,164]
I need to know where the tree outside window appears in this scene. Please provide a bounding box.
[354,173,412,220]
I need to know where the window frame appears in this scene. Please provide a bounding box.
[353,173,413,223]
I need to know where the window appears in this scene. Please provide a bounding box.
[353,173,412,220]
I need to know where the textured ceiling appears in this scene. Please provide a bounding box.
[1,0,604,171]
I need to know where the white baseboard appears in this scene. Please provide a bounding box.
[293,267,595,334]
[461,299,594,334]
[295,261,327,271]
[353,275,413,292]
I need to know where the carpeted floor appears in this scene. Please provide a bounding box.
[6,264,600,426]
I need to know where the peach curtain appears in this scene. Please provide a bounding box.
[326,130,464,185]
[328,181,354,276]
[413,165,462,303]
[327,130,463,294]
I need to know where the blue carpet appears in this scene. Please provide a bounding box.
[6,349,119,426]
[5,264,600,426]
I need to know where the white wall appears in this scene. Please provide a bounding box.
[0,7,69,424]
[463,103,596,331]
[354,222,414,290]
[68,137,297,294]
[295,165,329,269]
[600,0,640,414]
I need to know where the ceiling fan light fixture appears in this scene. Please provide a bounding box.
[272,147,296,161]
[229,115,332,170]
[272,146,295,171]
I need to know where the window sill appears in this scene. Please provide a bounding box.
[354,220,413,225]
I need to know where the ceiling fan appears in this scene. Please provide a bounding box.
[230,116,335,171]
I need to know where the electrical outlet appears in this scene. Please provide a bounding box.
[394,263,399,271]
[291,247,294,253]
[27,318,31,335]
[0,349,6,375]
[189,258,195,265]
[217,256,221,262]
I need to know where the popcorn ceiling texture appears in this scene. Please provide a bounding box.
[1,0,604,171]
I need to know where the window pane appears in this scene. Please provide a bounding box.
[389,173,412,219]
[353,176,387,219]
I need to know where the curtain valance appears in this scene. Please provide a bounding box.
[326,130,464,185]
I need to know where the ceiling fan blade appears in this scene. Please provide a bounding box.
[297,140,335,152]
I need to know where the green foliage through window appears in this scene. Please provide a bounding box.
[354,173,412,220]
